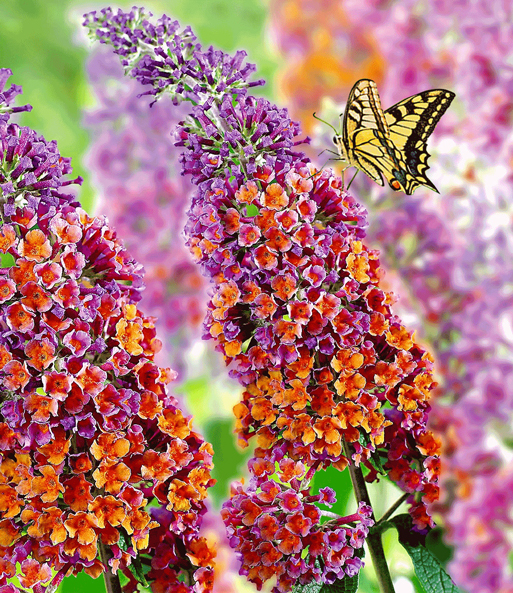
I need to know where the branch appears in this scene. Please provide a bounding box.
[376,492,410,527]
[343,441,396,593]
[99,541,123,593]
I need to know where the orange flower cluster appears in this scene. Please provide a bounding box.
[189,161,440,531]
[0,203,215,592]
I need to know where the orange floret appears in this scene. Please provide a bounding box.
[0,484,23,518]
[386,325,414,351]
[92,460,131,494]
[264,183,289,210]
[334,371,366,399]
[19,229,52,262]
[89,495,126,528]
[31,465,64,503]
[331,348,364,373]
[0,225,16,253]
[283,378,310,411]
[235,180,259,204]
[90,433,130,461]
[64,512,98,545]
[186,537,216,567]
[158,408,191,439]
[116,317,144,356]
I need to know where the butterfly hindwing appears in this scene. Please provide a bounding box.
[336,79,455,195]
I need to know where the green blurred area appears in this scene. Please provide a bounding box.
[0,0,279,213]
[0,2,447,592]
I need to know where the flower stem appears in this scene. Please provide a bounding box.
[376,492,410,527]
[343,441,396,593]
[99,541,122,593]
[319,510,342,520]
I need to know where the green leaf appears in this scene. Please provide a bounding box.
[245,203,259,217]
[387,514,462,593]
[323,573,359,593]
[292,580,323,593]
[0,253,14,267]
[292,576,361,593]
[369,448,386,475]
[128,555,149,588]
[401,542,462,593]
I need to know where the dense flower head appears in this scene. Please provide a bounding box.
[222,454,373,592]
[178,94,307,187]
[83,7,264,105]
[0,69,32,124]
[189,159,440,530]
[0,72,215,592]
[86,8,441,587]
[0,70,82,212]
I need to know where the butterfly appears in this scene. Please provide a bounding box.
[327,79,455,195]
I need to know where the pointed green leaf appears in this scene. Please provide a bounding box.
[128,555,149,588]
[292,574,360,593]
[323,572,359,593]
[401,542,462,593]
[292,580,323,593]
[385,514,462,593]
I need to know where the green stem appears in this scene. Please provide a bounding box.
[343,442,396,593]
[376,492,410,527]
[99,541,122,593]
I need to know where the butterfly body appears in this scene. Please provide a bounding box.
[333,79,455,195]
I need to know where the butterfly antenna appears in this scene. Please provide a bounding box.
[306,158,333,181]
[312,112,338,135]
[346,169,359,191]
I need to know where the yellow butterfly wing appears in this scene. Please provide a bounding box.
[336,79,455,195]
[338,79,410,191]
[384,89,456,193]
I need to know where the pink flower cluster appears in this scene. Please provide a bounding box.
[0,69,215,592]
[222,454,373,592]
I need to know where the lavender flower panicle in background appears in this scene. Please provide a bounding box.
[268,1,513,591]
[85,48,207,375]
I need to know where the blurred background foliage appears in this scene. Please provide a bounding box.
[0,1,452,592]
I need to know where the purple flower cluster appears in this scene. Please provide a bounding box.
[222,453,373,592]
[84,47,209,373]
[85,8,442,590]
[0,69,215,592]
[83,7,263,106]
[0,70,82,212]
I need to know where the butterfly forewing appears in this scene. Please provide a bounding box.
[341,79,405,190]
[337,79,455,195]
[343,79,390,138]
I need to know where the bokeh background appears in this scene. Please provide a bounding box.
[2,1,513,592]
